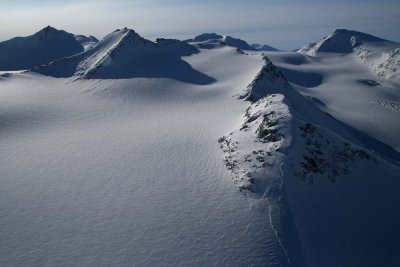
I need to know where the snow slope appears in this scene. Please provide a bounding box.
[220,55,400,266]
[0,26,91,71]
[0,42,308,266]
[1,27,400,267]
[268,32,400,151]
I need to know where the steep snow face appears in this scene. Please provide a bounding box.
[0,26,85,71]
[252,43,279,52]
[35,28,210,83]
[187,33,257,51]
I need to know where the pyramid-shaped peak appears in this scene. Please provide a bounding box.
[34,26,71,41]
[44,25,56,31]
[37,26,63,35]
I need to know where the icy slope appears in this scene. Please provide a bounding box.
[35,28,212,83]
[220,56,400,266]
[0,26,88,71]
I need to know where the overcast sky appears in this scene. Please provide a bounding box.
[1,0,399,50]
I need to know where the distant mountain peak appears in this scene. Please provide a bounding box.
[33,26,82,43]
[187,33,258,51]
[251,43,279,52]
[190,33,223,42]
[302,29,393,55]
[0,26,85,70]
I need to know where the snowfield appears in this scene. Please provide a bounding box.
[1,46,295,266]
[1,27,400,266]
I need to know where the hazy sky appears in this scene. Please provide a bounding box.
[1,0,399,50]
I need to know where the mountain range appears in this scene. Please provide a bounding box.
[1,26,399,267]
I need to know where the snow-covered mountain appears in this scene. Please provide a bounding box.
[186,33,259,51]
[251,43,279,51]
[300,29,395,55]
[1,27,400,267]
[0,26,93,71]
[220,55,400,266]
[186,33,279,52]
[35,28,211,83]
[298,29,400,83]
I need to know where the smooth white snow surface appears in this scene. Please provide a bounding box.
[0,48,293,266]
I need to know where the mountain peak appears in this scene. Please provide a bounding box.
[303,29,392,55]
[42,25,58,32]
[191,33,223,42]
[251,44,279,51]
[34,26,70,41]
[0,26,84,70]
[187,33,257,51]
[331,29,386,41]
[38,25,61,35]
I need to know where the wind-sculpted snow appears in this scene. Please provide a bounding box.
[1,47,297,266]
[0,26,87,71]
